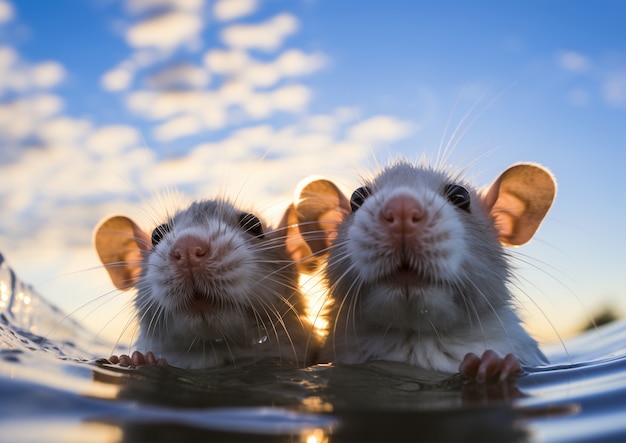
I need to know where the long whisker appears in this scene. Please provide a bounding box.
[465,277,514,352]
[438,90,489,169]
[109,308,141,357]
[506,252,571,361]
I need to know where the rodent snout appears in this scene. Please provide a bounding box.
[170,235,209,269]
[380,194,426,239]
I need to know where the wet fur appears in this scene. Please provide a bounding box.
[96,198,315,369]
[315,160,550,372]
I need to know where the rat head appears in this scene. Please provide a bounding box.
[94,199,299,341]
[288,160,556,334]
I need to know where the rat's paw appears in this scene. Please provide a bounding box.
[109,351,168,368]
[459,350,522,383]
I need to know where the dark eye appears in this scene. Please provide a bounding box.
[350,186,372,212]
[151,223,170,247]
[445,184,471,212]
[239,213,264,238]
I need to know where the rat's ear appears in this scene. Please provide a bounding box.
[94,215,151,290]
[278,177,350,273]
[481,164,556,246]
[277,203,315,273]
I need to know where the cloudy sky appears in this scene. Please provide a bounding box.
[1,0,625,345]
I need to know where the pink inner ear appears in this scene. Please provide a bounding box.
[286,231,313,264]
[278,204,315,273]
[94,215,151,290]
[102,239,147,290]
[483,163,556,246]
[494,191,527,218]
[318,208,345,247]
[491,191,527,244]
[492,211,515,244]
[130,223,152,253]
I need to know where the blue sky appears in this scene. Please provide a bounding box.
[0,0,625,344]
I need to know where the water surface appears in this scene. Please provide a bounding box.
[1,252,625,442]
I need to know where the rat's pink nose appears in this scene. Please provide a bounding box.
[380,194,425,239]
[171,235,209,269]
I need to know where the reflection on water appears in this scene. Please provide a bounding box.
[1,252,626,442]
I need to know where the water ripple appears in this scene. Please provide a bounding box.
[1,251,625,442]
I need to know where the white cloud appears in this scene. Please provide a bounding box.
[101,67,133,91]
[557,51,590,72]
[603,71,626,107]
[213,0,259,22]
[301,114,337,134]
[125,11,204,50]
[0,144,86,212]
[0,94,64,141]
[130,48,169,68]
[240,84,311,119]
[102,5,325,142]
[101,2,208,92]
[90,148,155,194]
[220,13,298,51]
[0,137,156,224]
[101,48,181,94]
[28,94,64,117]
[137,83,312,141]
[0,0,14,23]
[557,51,626,107]
[219,80,252,105]
[276,49,327,76]
[242,63,280,88]
[241,93,272,119]
[230,124,274,147]
[163,118,401,219]
[0,45,17,67]
[126,90,215,120]
[125,0,203,14]
[126,81,311,136]
[153,114,202,141]
[348,115,413,143]
[146,63,210,89]
[204,48,326,88]
[298,108,358,134]
[271,84,310,112]
[199,104,227,129]
[204,49,249,74]
[334,106,360,123]
[86,125,141,155]
[0,51,66,95]
[554,51,626,109]
[146,155,209,189]
[36,117,92,144]
[30,61,65,89]
[240,49,327,88]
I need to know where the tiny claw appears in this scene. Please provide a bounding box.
[459,352,481,377]
[499,353,523,381]
[460,350,523,383]
[145,351,157,365]
[476,350,501,382]
[108,351,167,368]
[131,351,146,366]
[118,354,133,367]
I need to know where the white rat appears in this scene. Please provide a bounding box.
[289,160,556,382]
[94,198,316,369]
